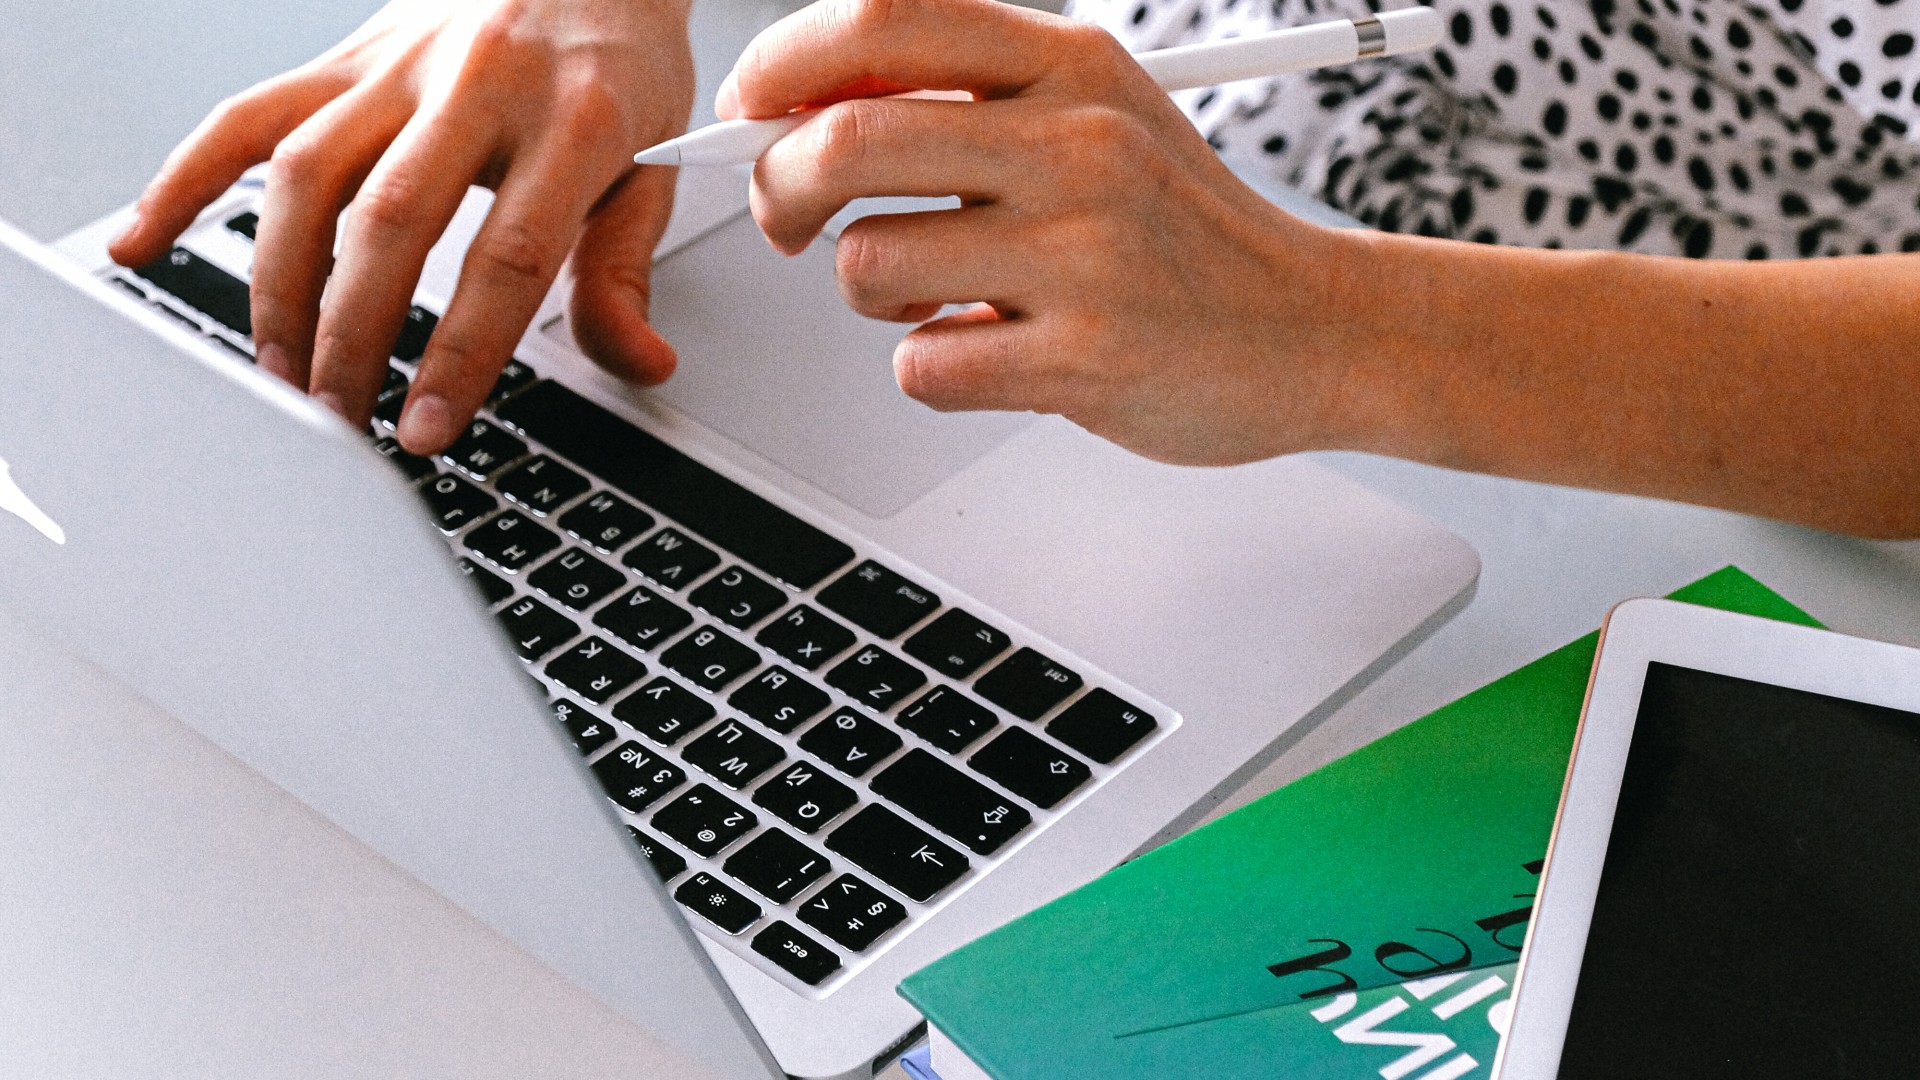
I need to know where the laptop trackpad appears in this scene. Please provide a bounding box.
[635,212,1032,519]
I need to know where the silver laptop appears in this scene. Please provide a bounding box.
[0,162,1475,1078]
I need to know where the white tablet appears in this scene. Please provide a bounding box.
[1493,598,1920,1079]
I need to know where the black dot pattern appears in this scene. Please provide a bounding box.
[1067,0,1920,258]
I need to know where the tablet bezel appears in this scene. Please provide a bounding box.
[1491,596,1920,1079]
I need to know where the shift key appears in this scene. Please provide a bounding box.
[871,749,1030,856]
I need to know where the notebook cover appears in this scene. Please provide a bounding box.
[898,567,1819,1079]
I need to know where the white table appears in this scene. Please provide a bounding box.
[9,2,1919,1076]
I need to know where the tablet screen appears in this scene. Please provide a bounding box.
[1557,662,1920,1077]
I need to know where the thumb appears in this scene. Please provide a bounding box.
[569,165,680,385]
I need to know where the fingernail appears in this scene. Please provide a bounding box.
[715,70,740,119]
[312,390,350,422]
[108,212,142,253]
[398,392,456,454]
[255,341,296,385]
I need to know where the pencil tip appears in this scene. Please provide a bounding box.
[632,145,679,166]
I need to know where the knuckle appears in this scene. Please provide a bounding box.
[835,0,901,39]
[833,225,897,313]
[808,101,879,175]
[553,73,628,145]
[892,338,948,407]
[473,219,560,286]
[349,176,426,238]
[266,130,330,189]
[463,7,535,67]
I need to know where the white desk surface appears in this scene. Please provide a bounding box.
[8,3,1920,1077]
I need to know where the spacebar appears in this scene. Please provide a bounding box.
[494,380,854,590]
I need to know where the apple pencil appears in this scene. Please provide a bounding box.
[635,7,1442,167]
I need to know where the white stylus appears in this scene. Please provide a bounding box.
[634,6,1442,167]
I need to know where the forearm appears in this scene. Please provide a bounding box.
[1325,231,1920,537]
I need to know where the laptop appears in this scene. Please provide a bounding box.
[0,158,1476,1077]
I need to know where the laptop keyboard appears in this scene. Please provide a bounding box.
[111,228,1174,996]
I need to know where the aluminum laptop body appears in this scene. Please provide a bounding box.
[2,162,1477,1078]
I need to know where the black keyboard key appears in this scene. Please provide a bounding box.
[611,676,714,746]
[455,557,513,605]
[1047,688,1157,764]
[591,741,686,813]
[969,728,1090,809]
[623,527,720,590]
[898,686,999,753]
[489,358,538,402]
[419,473,496,532]
[465,510,561,573]
[391,305,437,362]
[627,826,686,883]
[798,874,907,952]
[974,647,1084,721]
[824,644,926,712]
[826,805,968,903]
[681,718,785,789]
[872,749,1031,856]
[689,565,787,630]
[149,300,201,331]
[551,697,618,756]
[753,761,857,834]
[662,625,760,692]
[593,586,693,652]
[109,276,148,301]
[494,381,854,588]
[442,418,527,481]
[225,211,258,241]
[798,707,903,778]
[494,594,578,660]
[559,490,654,554]
[755,605,856,671]
[374,384,408,428]
[379,363,410,399]
[495,454,589,515]
[724,830,830,903]
[729,666,831,734]
[903,608,1011,679]
[545,635,645,704]
[816,561,939,638]
[653,784,757,858]
[752,922,840,985]
[674,871,761,935]
[208,335,254,362]
[132,248,251,336]
[527,546,624,609]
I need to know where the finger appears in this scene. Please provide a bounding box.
[307,98,497,428]
[569,164,680,386]
[723,0,1106,120]
[893,303,1064,413]
[834,207,1034,321]
[109,69,348,267]
[751,96,1029,253]
[400,110,627,452]
[250,76,414,388]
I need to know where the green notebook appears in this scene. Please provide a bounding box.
[899,567,1820,1079]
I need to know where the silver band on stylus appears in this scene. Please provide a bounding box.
[1353,15,1387,57]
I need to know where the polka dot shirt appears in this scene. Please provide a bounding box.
[1066,0,1920,258]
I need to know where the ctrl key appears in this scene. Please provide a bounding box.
[752,921,841,986]
[674,871,761,935]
